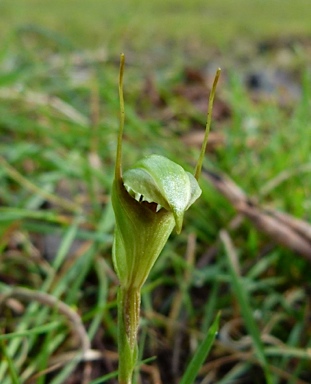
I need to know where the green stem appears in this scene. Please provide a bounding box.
[117,286,140,384]
[115,53,125,181]
[194,68,221,181]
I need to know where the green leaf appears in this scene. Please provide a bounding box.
[180,312,220,384]
[0,340,21,384]
[221,231,273,384]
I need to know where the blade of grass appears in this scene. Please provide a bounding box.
[89,357,157,384]
[0,219,86,383]
[265,346,311,359]
[179,312,220,384]
[201,281,221,334]
[220,230,273,384]
[89,371,118,384]
[0,156,81,214]
[0,322,60,341]
[51,216,83,272]
[32,310,60,384]
[217,362,250,384]
[0,340,21,384]
[87,256,109,340]
[48,352,85,384]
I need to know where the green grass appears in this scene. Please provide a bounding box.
[1,0,311,55]
[0,1,311,383]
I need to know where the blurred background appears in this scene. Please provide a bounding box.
[0,1,311,383]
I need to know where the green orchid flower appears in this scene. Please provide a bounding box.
[112,154,201,290]
[112,53,220,384]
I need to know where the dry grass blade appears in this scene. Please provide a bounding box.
[0,88,89,126]
[0,156,81,214]
[0,287,90,355]
[238,204,311,261]
[267,209,311,241]
[204,169,311,262]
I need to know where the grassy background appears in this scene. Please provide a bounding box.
[1,0,311,54]
[0,1,311,383]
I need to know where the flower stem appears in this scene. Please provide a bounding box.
[117,286,140,384]
[194,68,221,181]
[116,53,125,181]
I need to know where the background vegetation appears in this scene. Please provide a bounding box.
[0,1,311,383]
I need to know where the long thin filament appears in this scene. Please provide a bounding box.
[115,53,125,180]
[194,68,221,181]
